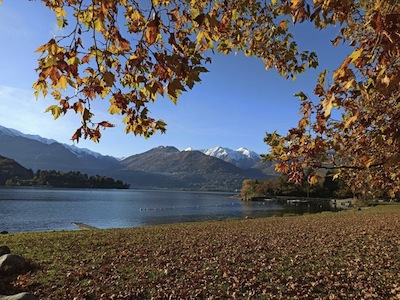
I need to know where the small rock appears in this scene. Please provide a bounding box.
[0,292,38,300]
[0,246,11,256]
[0,254,29,275]
[0,231,8,235]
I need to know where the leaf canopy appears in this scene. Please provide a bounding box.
[1,0,399,197]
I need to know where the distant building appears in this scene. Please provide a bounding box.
[330,198,352,209]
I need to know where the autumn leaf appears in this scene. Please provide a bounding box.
[194,13,205,25]
[57,75,68,90]
[108,104,121,115]
[71,128,82,142]
[82,108,93,122]
[308,174,320,185]
[93,18,104,32]
[119,38,131,51]
[278,20,289,31]
[28,0,400,197]
[73,101,84,114]
[98,121,114,128]
[51,90,61,101]
[348,48,363,64]
[167,79,186,103]
[145,19,159,45]
[103,71,115,87]
[322,94,334,118]
[35,43,48,53]
[67,56,80,65]
[290,0,303,9]
[344,115,357,128]
[294,91,308,101]
[45,105,62,119]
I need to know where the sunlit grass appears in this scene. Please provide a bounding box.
[1,204,399,299]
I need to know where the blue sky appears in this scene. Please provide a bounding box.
[0,1,349,158]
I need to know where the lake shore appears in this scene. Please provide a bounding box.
[1,204,399,299]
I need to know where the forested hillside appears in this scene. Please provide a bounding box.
[0,155,33,185]
[0,155,128,188]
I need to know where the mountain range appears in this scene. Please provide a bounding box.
[0,125,277,191]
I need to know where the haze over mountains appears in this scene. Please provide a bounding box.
[0,125,277,190]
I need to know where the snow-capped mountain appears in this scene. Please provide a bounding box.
[186,146,262,169]
[0,125,120,173]
[0,125,104,159]
[0,125,57,145]
[0,125,277,190]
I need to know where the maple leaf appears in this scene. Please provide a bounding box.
[45,105,62,119]
[145,19,160,45]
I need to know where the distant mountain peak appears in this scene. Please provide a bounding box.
[63,143,104,159]
[0,124,107,159]
[236,147,250,155]
[186,146,261,169]
[0,124,57,145]
[0,124,120,173]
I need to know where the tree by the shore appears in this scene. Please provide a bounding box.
[2,0,399,198]
[5,169,129,189]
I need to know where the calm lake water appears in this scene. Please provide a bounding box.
[0,187,331,233]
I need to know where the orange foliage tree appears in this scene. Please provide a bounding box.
[1,0,398,198]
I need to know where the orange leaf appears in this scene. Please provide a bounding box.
[98,121,115,128]
[145,20,159,45]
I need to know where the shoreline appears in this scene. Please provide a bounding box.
[1,204,399,299]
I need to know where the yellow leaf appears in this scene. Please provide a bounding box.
[348,49,362,63]
[291,0,302,8]
[381,75,390,86]
[133,10,144,21]
[94,19,104,32]
[57,19,66,29]
[343,79,355,89]
[67,57,80,65]
[49,42,63,55]
[322,94,334,118]
[54,7,66,19]
[44,56,57,68]
[35,43,48,53]
[108,104,121,115]
[344,115,357,128]
[308,175,320,185]
[51,90,62,101]
[45,105,62,119]
[32,81,48,99]
[278,20,289,31]
[365,157,374,168]
[57,75,68,90]
[333,68,346,79]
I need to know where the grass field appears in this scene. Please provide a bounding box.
[1,205,399,299]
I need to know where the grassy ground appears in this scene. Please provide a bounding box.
[1,205,399,299]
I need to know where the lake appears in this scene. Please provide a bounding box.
[0,187,332,233]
